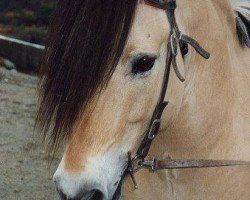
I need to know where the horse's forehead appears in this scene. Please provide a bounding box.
[125,3,168,56]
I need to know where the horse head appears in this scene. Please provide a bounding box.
[37,0,250,199]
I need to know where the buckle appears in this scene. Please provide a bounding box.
[170,32,178,56]
[138,157,157,171]
[148,119,161,139]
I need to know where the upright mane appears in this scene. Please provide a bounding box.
[36,0,138,153]
[234,1,250,47]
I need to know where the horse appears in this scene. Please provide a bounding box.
[36,0,250,199]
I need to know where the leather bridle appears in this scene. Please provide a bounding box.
[125,0,250,189]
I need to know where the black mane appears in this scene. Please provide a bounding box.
[36,0,138,154]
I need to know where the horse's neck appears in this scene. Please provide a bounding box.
[151,0,250,160]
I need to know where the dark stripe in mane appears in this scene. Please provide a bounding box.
[36,0,138,155]
[234,2,250,47]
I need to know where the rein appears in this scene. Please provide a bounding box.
[126,0,250,189]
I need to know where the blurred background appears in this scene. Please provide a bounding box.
[0,0,56,45]
[0,1,60,200]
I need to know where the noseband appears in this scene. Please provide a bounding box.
[125,0,250,189]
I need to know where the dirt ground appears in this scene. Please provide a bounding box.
[0,67,60,200]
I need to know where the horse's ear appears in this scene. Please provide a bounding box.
[234,2,250,48]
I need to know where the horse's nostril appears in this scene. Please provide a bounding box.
[84,189,103,200]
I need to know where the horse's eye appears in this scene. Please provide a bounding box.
[180,43,189,57]
[132,56,156,75]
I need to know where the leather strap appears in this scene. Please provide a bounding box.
[136,0,177,161]
[139,157,250,171]
[145,0,169,9]
[136,0,210,161]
